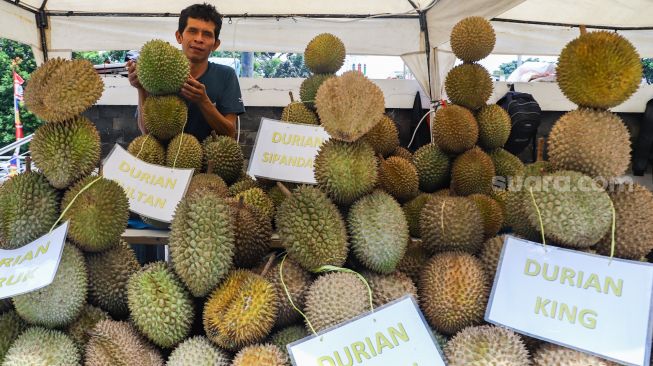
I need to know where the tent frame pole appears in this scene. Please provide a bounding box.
[492,17,653,31]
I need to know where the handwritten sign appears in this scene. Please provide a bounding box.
[288,296,446,366]
[486,236,653,366]
[102,144,193,222]
[0,222,69,299]
[247,118,330,184]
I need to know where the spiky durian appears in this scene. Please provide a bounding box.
[419,196,484,254]
[452,147,496,196]
[281,102,319,125]
[166,133,203,172]
[137,39,190,95]
[167,336,230,366]
[142,95,187,141]
[378,156,419,202]
[360,115,400,157]
[445,325,529,366]
[304,33,346,74]
[432,104,479,154]
[445,64,493,110]
[203,133,244,184]
[300,73,335,107]
[85,320,164,366]
[450,16,496,63]
[232,344,289,366]
[413,143,451,192]
[3,327,80,366]
[476,104,511,150]
[127,134,165,166]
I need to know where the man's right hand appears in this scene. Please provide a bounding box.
[127,60,144,90]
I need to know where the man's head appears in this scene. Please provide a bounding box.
[176,3,223,63]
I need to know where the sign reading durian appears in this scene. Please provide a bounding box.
[247,118,330,184]
[0,222,68,299]
[288,296,446,366]
[103,144,193,222]
[486,236,653,366]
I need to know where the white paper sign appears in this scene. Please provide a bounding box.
[247,118,330,184]
[288,296,446,366]
[0,222,69,299]
[486,236,653,366]
[102,144,193,222]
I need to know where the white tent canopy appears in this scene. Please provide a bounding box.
[2,0,653,101]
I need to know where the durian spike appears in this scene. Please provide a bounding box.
[260,254,276,277]
[289,91,295,103]
[536,137,545,162]
[25,156,31,173]
[276,182,292,198]
[207,160,214,175]
[579,25,587,35]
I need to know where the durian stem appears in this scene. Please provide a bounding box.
[276,182,292,198]
[579,25,587,35]
[536,137,545,162]
[25,156,31,173]
[528,187,547,248]
[289,91,295,103]
[50,176,103,233]
[280,254,318,336]
[260,254,275,277]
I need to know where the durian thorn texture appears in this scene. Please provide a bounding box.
[276,182,293,198]
[280,254,317,335]
[50,175,103,232]
[314,265,374,313]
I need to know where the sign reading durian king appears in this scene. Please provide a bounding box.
[103,144,193,222]
[486,236,653,366]
[0,222,68,299]
[288,296,446,366]
[247,118,330,184]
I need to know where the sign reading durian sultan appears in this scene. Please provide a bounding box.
[288,296,445,366]
[486,236,653,366]
[103,144,193,222]
[248,118,330,184]
[0,222,68,299]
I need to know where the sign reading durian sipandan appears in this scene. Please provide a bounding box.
[288,296,446,366]
[486,236,653,366]
[248,118,330,184]
[0,222,68,299]
[103,144,193,222]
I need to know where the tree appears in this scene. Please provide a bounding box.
[497,57,541,77]
[643,58,653,84]
[72,50,128,64]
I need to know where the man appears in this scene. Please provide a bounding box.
[127,3,244,140]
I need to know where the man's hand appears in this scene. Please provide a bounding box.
[127,60,144,90]
[181,76,210,105]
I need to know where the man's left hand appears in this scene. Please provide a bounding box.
[180,76,210,105]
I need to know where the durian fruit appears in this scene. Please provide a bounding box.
[523,160,553,177]
[348,191,409,273]
[127,134,165,166]
[300,74,335,107]
[413,143,451,192]
[532,343,615,366]
[227,198,272,268]
[420,196,485,254]
[0,311,27,363]
[142,95,187,141]
[24,58,104,123]
[186,170,229,198]
[596,183,653,259]
[403,193,434,238]
[489,147,525,180]
[476,104,511,150]
[432,104,479,154]
[260,257,311,327]
[271,325,309,357]
[281,102,319,125]
[392,146,413,162]
[396,240,430,284]
[137,39,190,95]
[85,320,164,366]
[235,187,275,219]
[203,270,278,350]
[432,328,450,350]
[315,71,385,142]
[65,304,110,350]
[420,252,488,335]
[127,262,194,348]
[304,272,369,332]
[86,241,140,317]
[450,17,496,63]
[229,173,260,196]
[314,139,378,205]
[378,156,419,202]
[62,176,129,252]
[166,133,203,172]
[30,115,100,189]
[469,194,504,239]
[0,171,58,249]
[548,109,631,178]
[169,191,235,297]
[203,133,244,184]
[557,31,642,109]
[232,344,289,366]
[167,336,230,366]
[276,186,349,271]
[452,147,496,196]
[364,271,417,307]
[479,235,510,282]
[445,325,530,366]
[268,185,289,209]
[445,64,493,111]
[0,299,12,313]
[304,33,346,74]
[3,327,80,366]
[360,115,400,157]
[13,244,87,328]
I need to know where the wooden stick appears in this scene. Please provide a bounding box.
[536,137,545,162]
[260,254,276,277]
[289,91,295,103]
[276,182,292,198]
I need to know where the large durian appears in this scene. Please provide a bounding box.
[315,71,385,142]
[3,327,80,366]
[202,133,244,184]
[65,305,110,349]
[432,104,479,154]
[314,139,378,205]
[445,64,493,111]
[548,109,631,178]
[85,320,164,366]
[413,143,450,192]
[304,272,369,332]
[185,169,229,198]
[557,31,642,109]
[166,133,203,171]
[364,271,417,307]
[127,134,165,166]
[489,147,525,180]
[0,311,27,363]
[271,325,309,357]
[419,196,484,254]
[169,191,235,297]
[392,146,414,161]
[378,156,419,202]
[300,73,335,107]
[360,115,400,157]
[304,33,346,74]
[232,344,290,366]
[281,102,319,125]
[228,198,272,268]
[396,240,430,284]
[445,325,530,366]
[450,17,496,63]
[24,58,104,122]
[235,187,275,220]
[30,115,100,189]
[142,95,187,141]
[469,194,504,239]
[167,336,230,366]
[532,343,616,366]
[260,257,311,327]
[452,147,496,196]
[476,104,511,150]
[479,235,510,282]
[137,39,190,95]
[403,193,435,238]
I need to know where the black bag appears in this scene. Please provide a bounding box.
[631,98,653,176]
[497,85,542,158]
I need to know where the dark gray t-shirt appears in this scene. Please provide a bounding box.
[184,62,245,142]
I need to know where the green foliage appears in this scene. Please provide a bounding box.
[497,57,541,77]
[72,50,128,64]
[211,51,310,78]
[643,58,653,84]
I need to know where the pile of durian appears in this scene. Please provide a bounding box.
[1,19,652,366]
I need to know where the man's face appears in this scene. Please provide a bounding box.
[176,17,221,63]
